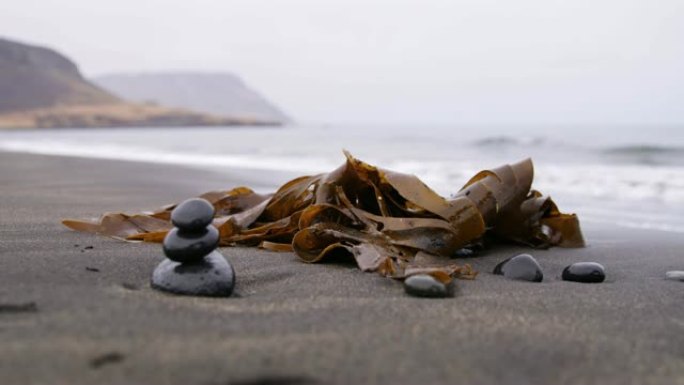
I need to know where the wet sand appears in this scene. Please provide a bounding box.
[0,152,683,385]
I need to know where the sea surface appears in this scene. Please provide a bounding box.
[1,124,683,234]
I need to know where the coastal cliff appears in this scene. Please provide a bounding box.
[0,37,282,128]
[0,37,118,113]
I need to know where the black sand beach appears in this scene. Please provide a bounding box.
[1,152,683,385]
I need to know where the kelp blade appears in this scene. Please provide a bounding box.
[62,152,584,281]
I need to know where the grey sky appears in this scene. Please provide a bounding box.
[2,0,683,124]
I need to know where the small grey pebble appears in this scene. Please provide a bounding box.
[562,262,606,283]
[665,271,684,281]
[121,283,140,291]
[90,352,125,368]
[404,274,450,298]
[0,302,38,313]
[454,248,475,257]
[493,253,543,282]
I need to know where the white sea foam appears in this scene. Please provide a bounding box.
[2,125,683,233]
[581,217,684,234]
[0,138,336,175]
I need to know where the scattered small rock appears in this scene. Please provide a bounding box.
[562,262,606,283]
[493,254,543,282]
[121,282,140,291]
[0,302,38,313]
[85,267,100,272]
[84,246,94,250]
[89,352,125,369]
[665,271,684,281]
[232,376,318,385]
[454,248,475,257]
[404,274,451,298]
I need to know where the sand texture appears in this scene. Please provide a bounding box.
[0,152,683,385]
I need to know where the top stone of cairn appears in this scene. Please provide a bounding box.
[171,198,215,231]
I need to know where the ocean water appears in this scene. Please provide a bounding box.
[1,124,683,234]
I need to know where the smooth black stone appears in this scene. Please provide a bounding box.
[404,274,451,298]
[163,226,219,263]
[562,262,606,283]
[151,251,235,297]
[171,198,215,231]
[493,254,543,282]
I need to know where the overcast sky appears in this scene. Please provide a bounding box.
[2,0,683,125]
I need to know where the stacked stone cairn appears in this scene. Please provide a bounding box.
[151,198,235,297]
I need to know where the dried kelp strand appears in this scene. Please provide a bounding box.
[62,151,584,281]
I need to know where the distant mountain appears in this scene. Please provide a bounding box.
[93,72,291,124]
[0,37,280,128]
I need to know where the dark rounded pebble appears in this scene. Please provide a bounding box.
[404,274,451,298]
[151,251,235,297]
[163,226,219,263]
[171,198,215,231]
[562,262,605,283]
[493,254,543,282]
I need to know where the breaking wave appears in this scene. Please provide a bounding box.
[2,125,684,233]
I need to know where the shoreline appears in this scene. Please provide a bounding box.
[1,152,683,384]
[0,147,300,193]
[0,122,286,132]
[2,143,684,236]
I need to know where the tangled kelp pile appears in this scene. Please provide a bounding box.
[63,151,584,283]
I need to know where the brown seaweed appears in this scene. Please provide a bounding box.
[63,151,584,282]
